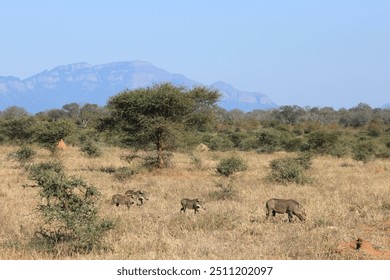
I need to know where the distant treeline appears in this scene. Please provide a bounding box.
[1,102,390,163]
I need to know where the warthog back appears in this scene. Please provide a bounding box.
[266,198,306,222]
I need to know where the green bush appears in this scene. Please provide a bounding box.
[228,131,258,150]
[27,160,114,255]
[306,130,340,154]
[227,131,245,148]
[328,135,352,158]
[34,120,74,154]
[8,145,36,164]
[352,140,377,164]
[211,155,247,201]
[1,117,36,144]
[256,128,283,153]
[80,142,102,157]
[366,119,383,137]
[216,155,247,177]
[207,134,235,151]
[284,137,304,152]
[267,154,313,185]
[256,128,298,153]
[294,152,313,170]
[238,136,259,151]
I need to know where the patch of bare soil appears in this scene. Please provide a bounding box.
[336,238,390,259]
[335,219,390,259]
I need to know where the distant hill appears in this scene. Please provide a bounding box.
[211,81,277,111]
[382,103,390,109]
[0,61,278,113]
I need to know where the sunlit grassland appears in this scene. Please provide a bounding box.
[0,145,389,259]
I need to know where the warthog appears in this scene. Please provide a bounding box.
[265,198,306,222]
[111,194,136,209]
[180,198,205,214]
[125,189,149,206]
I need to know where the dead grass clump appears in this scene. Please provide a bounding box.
[312,218,334,228]
[381,201,390,211]
[209,182,238,201]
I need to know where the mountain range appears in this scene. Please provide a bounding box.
[0,61,278,113]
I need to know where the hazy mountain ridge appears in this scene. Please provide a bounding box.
[211,81,277,111]
[0,61,277,113]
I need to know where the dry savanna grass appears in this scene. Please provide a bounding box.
[0,145,389,260]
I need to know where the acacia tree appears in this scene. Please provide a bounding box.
[105,83,220,168]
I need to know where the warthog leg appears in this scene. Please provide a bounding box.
[287,211,294,222]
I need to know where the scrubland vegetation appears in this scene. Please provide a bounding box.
[1,84,390,259]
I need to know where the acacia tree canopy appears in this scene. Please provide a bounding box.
[105,83,220,167]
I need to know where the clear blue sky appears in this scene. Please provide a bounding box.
[1,0,389,109]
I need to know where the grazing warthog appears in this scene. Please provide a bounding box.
[111,194,136,209]
[265,198,306,222]
[125,189,149,206]
[180,198,205,214]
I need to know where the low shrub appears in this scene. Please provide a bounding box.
[256,128,283,153]
[267,153,313,185]
[352,140,377,164]
[216,155,247,177]
[27,160,114,255]
[207,134,235,151]
[80,141,102,157]
[209,182,237,201]
[8,145,36,164]
[306,130,340,155]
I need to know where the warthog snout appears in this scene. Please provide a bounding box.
[180,198,205,214]
[265,198,306,222]
[111,194,136,209]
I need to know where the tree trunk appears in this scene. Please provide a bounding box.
[158,146,164,168]
[156,138,164,169]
